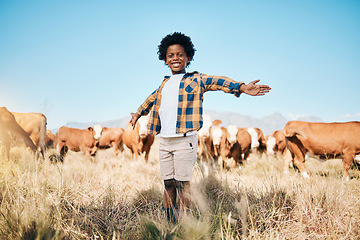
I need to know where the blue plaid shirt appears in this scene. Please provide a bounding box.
[136,71,244,135]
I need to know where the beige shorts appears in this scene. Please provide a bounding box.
[159,134,198,181]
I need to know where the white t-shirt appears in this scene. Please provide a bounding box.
[159,73,184,137]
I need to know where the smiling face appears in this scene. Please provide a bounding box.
[165,44,191,75]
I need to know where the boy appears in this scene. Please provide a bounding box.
[130,32,271,222]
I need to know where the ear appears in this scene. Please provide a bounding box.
[88,127,93,131]
[186,56,191,65]
[213,119,222,126]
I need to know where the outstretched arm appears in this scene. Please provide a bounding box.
[240,79,271,96]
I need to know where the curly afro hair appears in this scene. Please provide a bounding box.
[157,32,196,66]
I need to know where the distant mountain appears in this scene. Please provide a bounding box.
[51,111,322,136]
[50,116,130,134]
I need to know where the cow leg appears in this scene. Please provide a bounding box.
[112,142,119,157]
[129,147,135,161]
[144,150,150,163]
[0,130,11,160]
[118,143,124,158]
[282,149,293,174]
[59,146,68,162]
[134,148,139,160]
[220,147,227,170]
[243,151,250,161]
[342,151,354,181]
[232,157,237,168]
[39,144,46,160]
[86,147,97,161]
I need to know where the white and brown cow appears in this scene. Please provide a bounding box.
[247,127,267,154]
[266,130,293,172]
[284,121,360,180]
[11,111,47,158]
[98,127,125,157]
[225,126,252,168]
[57,125,102,162]
[227,126,266,157]
[211,124,252,169]
[0,107,37,158]
[122,116,154,162]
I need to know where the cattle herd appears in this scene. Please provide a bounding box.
[1,106,360,180]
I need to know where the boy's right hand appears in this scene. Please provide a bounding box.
[130,112,140,129]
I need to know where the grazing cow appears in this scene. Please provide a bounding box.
[227,127,252,168]
[0,107,37,158]
[213,125,252,169]
[227,126,266,157]
[57,125,102,162]
[45,129,57,149]
[98,127,125,157]
[11,112,47,158]
[247,127,267,154]
[266,130,293,172]
[122,116,154,162]
[284,121,360,180]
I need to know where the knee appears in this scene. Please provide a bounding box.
[164,179,176,190]
[175,180,190,192]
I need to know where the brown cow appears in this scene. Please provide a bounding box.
[98,127,125,157]
[57,125,102,162]
[11,112,47,158]
[45,129,57,149]
[212,125,252,169]
[226,127,252,168]
[266,130,292,172]
[0,107,37,158]
[122,116,154,162]
[284,121,360,180]
[247,127,267,154]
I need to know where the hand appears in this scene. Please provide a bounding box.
[240,80,271,96]
[130,112,140,129]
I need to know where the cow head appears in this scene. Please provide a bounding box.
[227,125,238,147]
[93,124,103,140]
[211,126,223,147]
[137,116,149,139]
[247,127,260,149]
[266,136,276,155]
[198,114,213,139]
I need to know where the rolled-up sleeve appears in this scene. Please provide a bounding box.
[201,73,244,97]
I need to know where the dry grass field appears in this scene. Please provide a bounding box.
[1,138,360,239]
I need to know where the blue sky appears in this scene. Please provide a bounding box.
[1,0,359,130]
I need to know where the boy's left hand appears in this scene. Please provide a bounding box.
[240,80,271,96]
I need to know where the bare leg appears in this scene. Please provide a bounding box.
[176,180,191,212]
[163,179,178,223]
[163,179,176,208]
